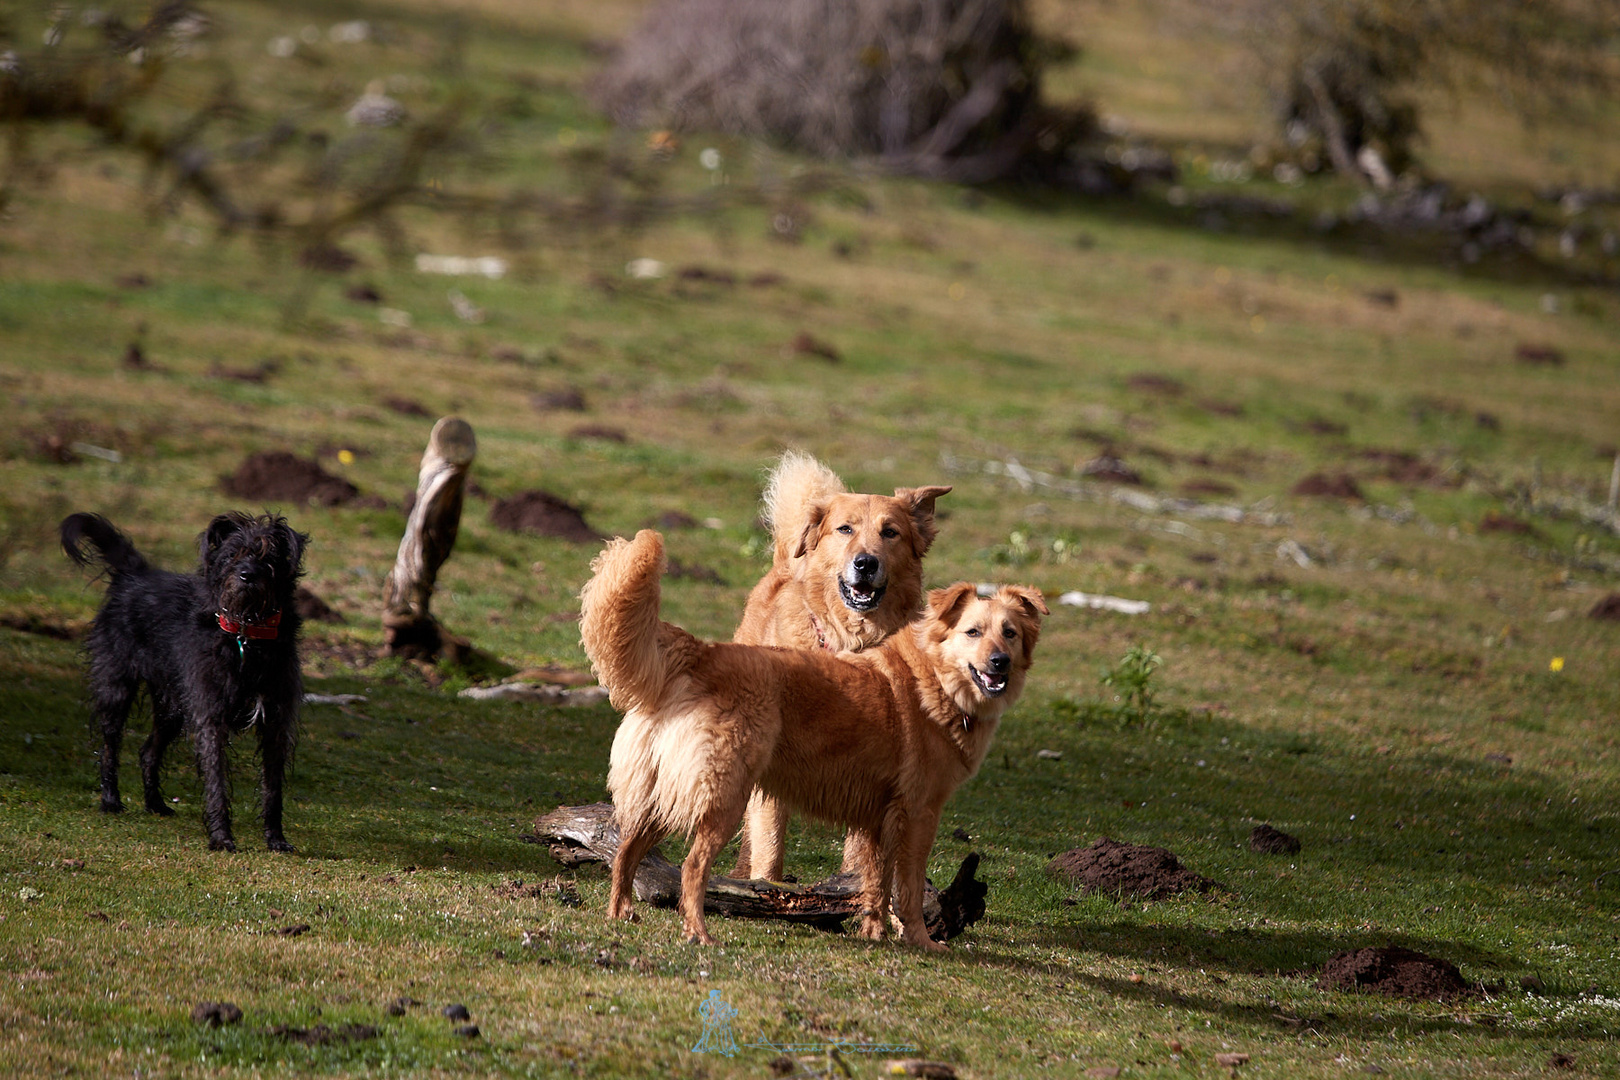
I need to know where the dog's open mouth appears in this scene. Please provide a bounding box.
[969,664,1008,697]
[839,577,886,613]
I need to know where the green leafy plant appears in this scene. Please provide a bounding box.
[1102,644,1162,726]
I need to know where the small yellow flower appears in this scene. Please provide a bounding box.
[337,449,355,466]
[1549,657,1564,672]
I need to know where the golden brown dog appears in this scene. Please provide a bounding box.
[730,451,950,879]
[580,529,1046,951]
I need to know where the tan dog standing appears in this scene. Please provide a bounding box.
[580,529,1046,950]
[730,451,950,880]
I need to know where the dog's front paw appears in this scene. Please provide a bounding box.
[855,914,886,941]
[145,797,175,816]
[683,926,717,946]
[100,798,125,814]
[266,837,296,854]
[913,936,949,954]
[208,836,238,852]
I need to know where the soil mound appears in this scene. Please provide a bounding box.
[489,491,604,542]
[1590,593,1620,621]
[1291,472,1364,500]
[1317,946,1468,1000]
[1047,837,1221,900]
[222,452,358,507]
[1249,824,1301,854]
[294,586,344,624]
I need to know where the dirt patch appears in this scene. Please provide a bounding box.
[1480,511,1536,535]
[1291,472,1364,500]
[294,587,344,624]
[789,331,841,362]
[1316,946,1469,1000]
[666,558,724,585]
[1181,478,1237,498]
[566,424,629,443]
[1046,837,1221,901]
[0,612,81,639]
[1358,449,1455,488]
[1127,373,1184,397]
[191,1002,242,1028]
[1197,399,1245,418]
[650,509,699,530]
[532,388,587,412]
[1079,454,1143,485]
[489,491,604,542]
[382,396,431,417]
[269,1022,379,1046]
[1590,593,1620,621]
[1249,824,1301,854]
[1514,343,1565,367]
[222,452,359,507]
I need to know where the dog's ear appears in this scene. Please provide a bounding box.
[273,518,309,573]
[999,586,1048,662]
[792,501,829,559]
[1000,585,1049,620]
[200,513,247,561]
[927,582,978,629]
[895,485,951,558]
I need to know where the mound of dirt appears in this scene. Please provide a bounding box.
[489,491,604,542]
[294,586,344,624]
[1249,824,1301,854]
[1590,593,1620,621]
[1291,472,1364,500]
[1047,837,1221,901]
[222,452,359,507]
[1480,511,1536,535]
[1316,946,1468,1000]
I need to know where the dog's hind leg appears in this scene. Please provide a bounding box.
[609,819,665,923]
[92,678,137,813]
[190,718,236,851]
[849,825,892,943]
[737,790,789,880]
[137,695,182,817]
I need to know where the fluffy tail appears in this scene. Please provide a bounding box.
[579,529,686,714]
[60,513,149,577]
[763,450,845,563]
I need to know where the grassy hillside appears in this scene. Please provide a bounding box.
[2,1,1618,1077]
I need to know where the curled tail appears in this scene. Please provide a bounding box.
[763,450,845,564]
[580,530,689,714]
[60,513,149,577]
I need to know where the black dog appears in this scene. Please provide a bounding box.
[61,512,308,852]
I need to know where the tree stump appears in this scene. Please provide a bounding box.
[383,417,476,662]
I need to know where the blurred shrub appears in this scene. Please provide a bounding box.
[1237,0,1620,185]
[591,0,1092,183]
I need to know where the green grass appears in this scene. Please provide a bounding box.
[3,1,1620,1076]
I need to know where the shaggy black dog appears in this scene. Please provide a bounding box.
[61,512,308,852]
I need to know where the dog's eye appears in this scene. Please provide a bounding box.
[964,627,981,638]
[880,526,899,539]
[1003,626,1017,640]
[837,524,854,535]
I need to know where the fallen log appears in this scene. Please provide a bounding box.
[533,803,986,939]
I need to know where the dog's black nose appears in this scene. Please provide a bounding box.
[852,553,880,578]
[237,565,260,583]
[987,652,1010,674]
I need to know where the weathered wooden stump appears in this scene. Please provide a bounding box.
[383,416,476,662]
[532,803,987,939]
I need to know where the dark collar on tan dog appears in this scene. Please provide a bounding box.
[217,610,282,640]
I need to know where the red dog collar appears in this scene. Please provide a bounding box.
[217,610,282,640]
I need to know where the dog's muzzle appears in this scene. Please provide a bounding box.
[838,553,887,613]
[970,652,1011,696]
